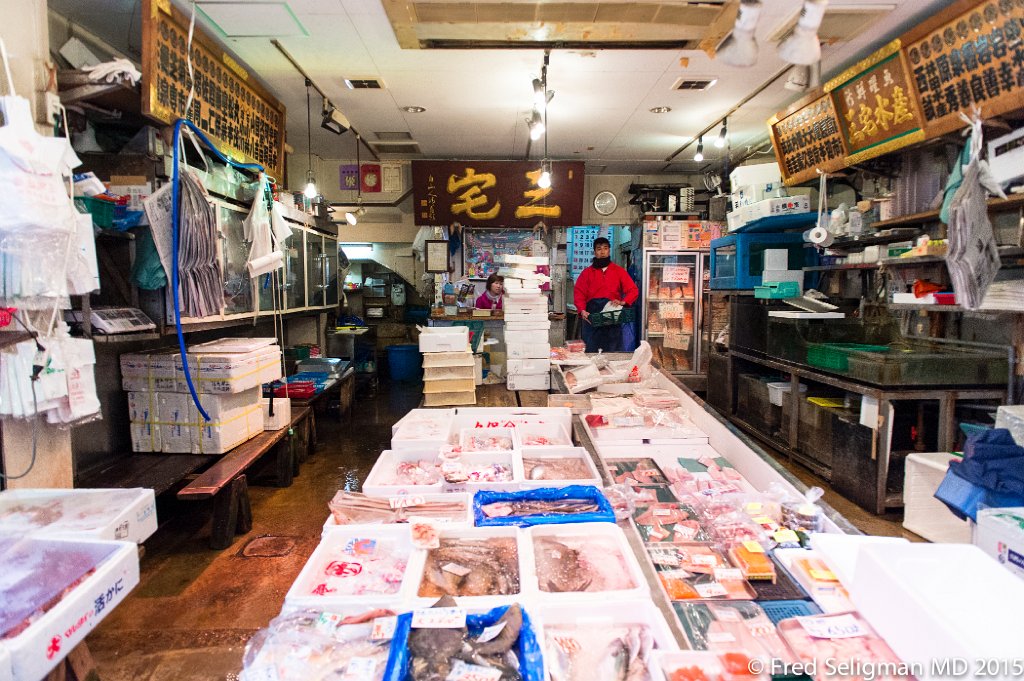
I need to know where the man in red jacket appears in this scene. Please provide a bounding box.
[574,237,639,352]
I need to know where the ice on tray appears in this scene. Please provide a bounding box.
[418,537,520,598]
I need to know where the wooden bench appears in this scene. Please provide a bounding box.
[177,406,311,549]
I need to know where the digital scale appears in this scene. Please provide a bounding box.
[65,307,156,334]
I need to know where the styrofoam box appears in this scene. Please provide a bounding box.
[504,301,548,315]
[391,409,454,448]
[506,373,550,391]
[974,507,1024,580]
[129,388,263,454]
[423,377,476,393]
[579,414,709,445]
[745,195,810,221]
[729,161,782,190]
[362,449,446,496]
[454,407,572,432]
[459,427,519,453]
[176,347,282,394]
[322,492,474,534]
[507,343,552,359]
[774,548,855,614]
[903,452,971,543]
[0,488,157,544]
[421,351,474,368]
[284,525,415,612]
[505,321,551,331]
[534,599,679,679]
[519,447,600,488]
[507,359,550,375]
[261,396,291,431]
[505,330,548,346]
[120,349,178,392]
[418,327,469,353]
[130,422,161,453]
[423,391,476,407]
[441,451,525,494]
[424,365,475,381]
[187,337,278,353]
[525,523,647,601]
[850,543,1024,677]
[405,526,528,608]
[809,534,910,588]
[0,539,139,681]
[504,311,549,323]
[650,650,769,681]
[516,422,571,449]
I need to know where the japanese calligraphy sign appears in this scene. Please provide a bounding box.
[902,0,1024,138]
[826,41,926,165]
[768,94,848,186]
[142,0,286,179]
[412,161,585,227]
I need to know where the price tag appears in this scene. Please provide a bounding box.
[809,568,837,582]
[798,614,867,640]
[751,516,775,526]
[653,508,673,517]
[447,660,503,681]
[713,568,744,582]
[477,621,507,643]
[389,495,425,509]
[774,529,800,544]
[315,612,344,636]
[695,582,729,598]
[657,568,693,580]
[663,265,690,283]
[742,541,765,554]
[343,657,378,681]
[412,607,467,629]
[746,502,763,514]
[673,524,698,541]
[650,548,681,567]
[693,554,719,567]
[442,562,472,577]
[344,538,377,556]
[707,631,738,644]
[371,616,397,641]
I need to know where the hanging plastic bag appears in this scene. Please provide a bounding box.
[130,226,168,290]
[245,174,284,278]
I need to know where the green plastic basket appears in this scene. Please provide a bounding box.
[807,343,889,372]
[588,306,636,327]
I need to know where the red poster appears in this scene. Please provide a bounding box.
[360,163,382,193]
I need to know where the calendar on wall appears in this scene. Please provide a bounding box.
[568,226,615,282]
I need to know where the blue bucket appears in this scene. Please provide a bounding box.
[386,344,422,382]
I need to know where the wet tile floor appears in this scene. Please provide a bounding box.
[84,383,909,679]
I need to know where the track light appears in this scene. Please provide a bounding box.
[345,207,366,225]
[528,110,545,141]
[778,0,828,66]
[715,120,728,148]
[694,138,704,163]
[321,99,351,135]
[717,0,762,68]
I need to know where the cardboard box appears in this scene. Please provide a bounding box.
[129,388,263,454]
[507,372,550,390]
[974,507,1024,579]
[418,327,469,353]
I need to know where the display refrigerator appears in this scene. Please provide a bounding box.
[641,250,704,374]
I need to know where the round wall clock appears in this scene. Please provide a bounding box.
[593,190,617,216]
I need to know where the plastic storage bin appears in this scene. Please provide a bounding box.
[709,232,812,290]
[0,488,157,544]
[902,452,971,542]
[386,344,422,381]
[765,382,807,407]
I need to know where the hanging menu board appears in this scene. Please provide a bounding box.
[902,0,1024,138]
[826,40,926,165]
[768,93,848,186]
[141,0,286,179]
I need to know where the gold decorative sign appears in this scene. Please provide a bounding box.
[142,0,286,179]
[768,93,848,186]
[826,41,926,165]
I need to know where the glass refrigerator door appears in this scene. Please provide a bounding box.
[643,250,700,373]
[306,233,326,307]
[286,229,307,309]
[324,237,339,307]
[217,202,254,315]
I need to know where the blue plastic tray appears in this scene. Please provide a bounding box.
[759,599,821,625]
[731,212,818,234]
[473,485,615,527]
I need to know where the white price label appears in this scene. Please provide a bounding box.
[693,554,719,567]
[695,582,729,598]
[446,660,503,681]
[707,631,737,644]
[673,525,698,541]
[657,568,693,580]
[653,508,673,517]
[412,607,467,629]
[442,562,472,577]
[371,616,397,641]
[477,621,507,643]
[798,614,868,640]
[650,548,681,567]
[314,612,343,636]
[343,657,378,681]
[389,495,425,509]
[713,568,744,582]
[663,265,691,283]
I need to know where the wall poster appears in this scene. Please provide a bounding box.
[463,229,537,279]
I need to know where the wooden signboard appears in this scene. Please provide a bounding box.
[901,0,1024,138]
[412,161,585,227]
[142,0,286,180]
[826,41,926,165]
[768,93,848,186]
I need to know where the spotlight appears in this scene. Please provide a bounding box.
[694,138,704,163]
[345,207,366,225]
[715,120,728,148]
[538,168,552,189]
[321,99,350,135]
[528,110,545,141]
[778,0,828,66]
[717,0,762,68]
[784,61,821,91]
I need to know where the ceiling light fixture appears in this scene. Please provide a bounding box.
[303,79,318,200]
[321,97,350,135]
[716,0,762,68]
[778,0,829,65]
[345,207,366,226]
[528,109,545,141]
[715,119,728,148]
[344,133,363,225]
[650,106,672,114]
[538,50,553,189]
[694,136,704,163]
[402,106,426,113]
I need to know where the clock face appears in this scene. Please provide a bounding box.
[594,190,617,215]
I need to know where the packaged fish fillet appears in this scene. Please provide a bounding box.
[629,485,678,505]
[673,601,797,664]
[658,651,770,681]
[633,502,708,543]
[604,458,669,485]
[418,536,521,598]
[777,613,912,681]
[647,543,755,601]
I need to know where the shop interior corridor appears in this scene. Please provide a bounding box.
[83,382,914,680]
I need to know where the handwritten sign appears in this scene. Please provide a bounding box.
[768,93,848,186]
[141,0,285,178]
[664,332,692,351]
[663,265,691,284]
[827,41,926,165]
[389,495,426,509]
[658,301,688,318]
[412,161,585,227]
[798,614,868,640]
[412,607,467,629]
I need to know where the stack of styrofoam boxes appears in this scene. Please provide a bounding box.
[499,254,551,390]
[727,161,787,231]
[418,326,476,406]
[974,507,1024,580]
[761,248,804,294]
[121,338,281,454]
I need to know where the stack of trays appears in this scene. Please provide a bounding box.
[419,327,476,406]
[499,254,551,390]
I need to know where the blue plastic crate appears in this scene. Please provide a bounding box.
[710,232,816,290]
[759,599,821,625]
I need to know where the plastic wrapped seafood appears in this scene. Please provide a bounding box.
[605,459,669,485]
[459,428,515,452]
[647,543,755,601]
[630,485,678,505]
[523,456,593,481]
[241,608,395,681]
[441,459,514,485]
[328,491,468,525]
[632,388,680,409]
[781,487,826,534]
[633,503,708,543]
[705,512,769,548]
[381,460,443,487]
[659,651,769,681]
[726,544,776,581]
[418,536,521,598]
[301,536,408,597]
[544,622,655,681]
[532,530,637,593]
[777,613,912,681]
[674,602,796,664]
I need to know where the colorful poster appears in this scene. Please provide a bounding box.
[463,229,536,279]
[339,164,359,191]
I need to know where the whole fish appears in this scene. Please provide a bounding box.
[482,499,599,518]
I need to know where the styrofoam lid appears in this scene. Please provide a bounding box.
[809,534,909,587]
[187,337,278,352]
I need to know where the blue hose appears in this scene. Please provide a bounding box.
[171,118,264,421]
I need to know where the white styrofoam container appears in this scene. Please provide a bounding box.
[129,422,161,453]
[774,548,855,614]
[0,488,157,544]
[391,408,454,438]
[507,343,552,359]
[729,162,782,190]
[504,310,549,321]
[745,195,810,221]
[458,427,518,453]
[505,320,551,332]
[0,539,139,681]
[505,329,548,345]
[974,507,1024,580]
[418,327,470,353]
[177,348,282,394]
[507,359,550,375]
[454,407,572,432]
[187,337,278,353]
[850,543,1024,678]
[504,300,548,314]
[515,422,572,449]
[362,449,446,496]
[261,396,291,431]
[420,351,474,368]
[808,534,910,588]
[519,447,600,488]
[765,382,807,407]
[903,452,971,543]
[284,525,415,612]
[506,373,550,391]
[525,523,648,602]
[580,413,708,445]
[441,451,524,495]
[405,526,528,608]
[322,492,474,534]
